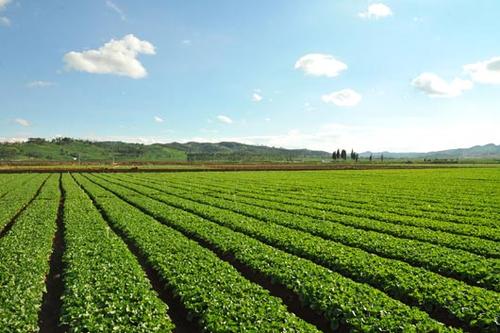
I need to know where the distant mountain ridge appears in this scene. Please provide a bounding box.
[164,141,330,161]
[360,143,500,159]
[0,138,330,162]
[0,138,498,162]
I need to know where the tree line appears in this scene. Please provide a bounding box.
[332,149,359,162]
[332,149,384,162]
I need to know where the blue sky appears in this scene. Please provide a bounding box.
[1,0,499,152]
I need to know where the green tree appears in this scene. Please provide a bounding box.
[0,146,19,159]
[341,149,347,160]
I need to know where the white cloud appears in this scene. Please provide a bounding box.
[63,34,156,79]
[412,72,473,98]
[0,0,11,10]
[322,89,362,107]
[26,80,55,88]
[359,3,393,19]
[0,16,10,26]
[106,0,126,21]
[295,53,347,78]
[0,0,11,27]
[252,92,263,102]
[463,56,500,84]
[181,39,192,46]
[216,115,233,124]
[14,118,31,127]
[154,116,164,123]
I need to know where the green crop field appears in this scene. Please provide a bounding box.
[0,168,498,333]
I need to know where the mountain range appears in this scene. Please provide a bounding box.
[0,138,498,162]
[0,138,330,162]
[360,143,500,160]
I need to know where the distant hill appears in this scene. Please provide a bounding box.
[1,138,498,163]
[164,141,330,162]
[360,143,500,160]
[0,138,330,163]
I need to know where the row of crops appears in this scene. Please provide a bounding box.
[0,168,498,332]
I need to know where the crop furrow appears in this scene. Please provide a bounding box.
[0,175,49,238]
[0,174,36,200]
[157,177,500,241]
[74,174,320,333]
[107,174,499,291]
[165,174,498,227]
[86,174,500,332]
[70,174,198,333]
[176,172,500,215]
[38,174,67,333]
[90,186,333,333]
[0,175,60,332]
[117,174,499,258]
[59,174,174,332]
[80,174,459,333]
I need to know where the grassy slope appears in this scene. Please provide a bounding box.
[0,140,330,163]
[0,141,187,162]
